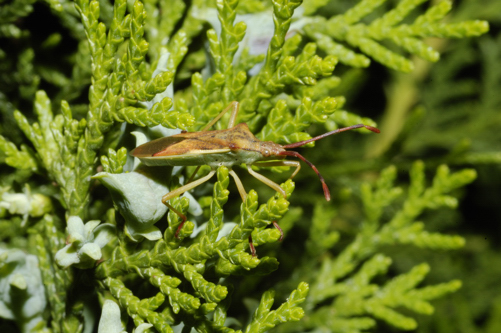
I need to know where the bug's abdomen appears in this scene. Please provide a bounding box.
[203,150,264,168]
[136,150,264,167]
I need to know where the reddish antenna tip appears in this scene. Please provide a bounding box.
[364,125,380,133]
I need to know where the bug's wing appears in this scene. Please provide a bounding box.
[130,132,232,158]
[130,136,188,158]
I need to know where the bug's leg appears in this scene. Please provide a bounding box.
[246,165,287,198]
[288,161,301,179]
[272,221,284,241]
[228,168,247,201]
[201,101,240,131]
[249,161,297,242]
[252,160,301,179]
[162,168,216,237]
[186,165,202,185]
[163,168,217,202]
[247,162,295,244]
[163,202,189,237]
[226,101,239,129]
[228,168,257,255]
[228,167,259,256]
[248,235,257,257]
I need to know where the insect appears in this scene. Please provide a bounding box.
[131,102,379,252]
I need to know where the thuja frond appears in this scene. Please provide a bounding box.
[143,0,187,63]
[95,167,302,330]
[33,215,79,332]
[241,37,337,124]
[0,135,38,171]
[304,0,489,72]
[75,0,193,131]
[303,257,461,332]
[207,0,247,96]
[291,161,476,332]
[0,0,36,41]
[214,182,291,271]
[184,0,369,148]
[305,204,340,257]
[10,93,90,214]
[103,277,172,333]
[1,0,194,216]
[0,0,491,331]
[394,33,501,166]
[100,147,127,174]
[246,282,308,333]
[189,0,249,129]
[258,97,339,144]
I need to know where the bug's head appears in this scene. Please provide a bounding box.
[257,141,285,157]
[278,124,380,201]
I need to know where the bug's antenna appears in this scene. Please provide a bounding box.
[282,124,380,149]
[278,150,331,201]
[279,124,380,201]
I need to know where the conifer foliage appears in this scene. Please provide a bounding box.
[0,0,493,332]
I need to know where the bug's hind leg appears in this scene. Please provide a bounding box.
[186,165,202,185]
[201,101,240,131]
[162,168,216,237]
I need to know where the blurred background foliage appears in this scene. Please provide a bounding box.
[0,0,499,332]
[301,2,501,333]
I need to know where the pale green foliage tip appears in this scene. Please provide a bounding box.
[0,0,489,332]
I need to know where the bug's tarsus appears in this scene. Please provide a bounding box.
[363,125,380,133]
[247,222,283,257]
[249,235,257,257]
[175,223,185,238]
[163,201,187,238]
[201,101,240,131]
[273,221,284,241]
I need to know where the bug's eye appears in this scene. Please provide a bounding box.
[263,149,270,156]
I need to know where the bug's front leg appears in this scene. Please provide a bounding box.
[246,164,287,198]
[252,160,301,179]
[162,168,216,238]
